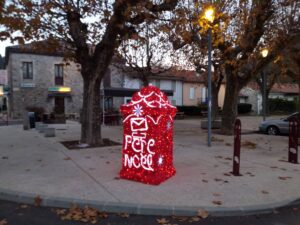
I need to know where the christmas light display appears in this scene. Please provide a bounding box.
[120,85,177,185]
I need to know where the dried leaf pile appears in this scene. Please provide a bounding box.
[55,205,108,224]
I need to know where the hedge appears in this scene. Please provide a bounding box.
[237,103,252,114]
[268,98,296,113]
[177,105,207,116]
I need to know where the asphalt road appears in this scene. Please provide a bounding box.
[0,200,300,225]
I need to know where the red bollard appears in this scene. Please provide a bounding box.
[289,118,298,164]
[232,119,241,176]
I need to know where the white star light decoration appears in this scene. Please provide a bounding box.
[133,104,143,117]
[166,121,171,130]
[158,156,164,166]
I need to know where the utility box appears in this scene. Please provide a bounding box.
[120,85,177,185]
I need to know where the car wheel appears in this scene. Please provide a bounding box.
[267,126,279,135]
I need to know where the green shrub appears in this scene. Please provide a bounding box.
[177,106,203,116]
[268,98,296,113]
[238,103,252,114]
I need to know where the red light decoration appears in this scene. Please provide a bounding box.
[120,85,177,185]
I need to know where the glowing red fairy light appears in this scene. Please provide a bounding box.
[120,85,177,185]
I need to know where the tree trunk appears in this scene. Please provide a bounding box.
[141,74,149,86]
[212,84,220,122]
[298,78,300,112]
[221,74,240,135]
[80,76,103,145]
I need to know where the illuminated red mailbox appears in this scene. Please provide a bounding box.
[120,85,177,185]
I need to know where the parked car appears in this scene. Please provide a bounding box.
[259,112,300,135]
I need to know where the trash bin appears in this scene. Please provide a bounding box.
[28,112,35,129]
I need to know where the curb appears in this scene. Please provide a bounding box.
[0,188,300,217]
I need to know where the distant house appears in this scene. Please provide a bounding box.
[118,68,183,106]
[0,69,8,111]
[239,82,299,114]
[180,70,225,108]
[5,44,84,119]
[5,42,228,119]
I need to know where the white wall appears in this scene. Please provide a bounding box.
[123,76,183,106]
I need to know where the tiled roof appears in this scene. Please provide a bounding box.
[125,67,207,83]
[246,82,299,94]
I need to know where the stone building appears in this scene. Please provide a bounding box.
[5,45,83,119]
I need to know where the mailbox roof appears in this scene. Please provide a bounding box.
[120,85,176,115]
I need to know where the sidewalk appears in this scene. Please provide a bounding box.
[0,117,299,216]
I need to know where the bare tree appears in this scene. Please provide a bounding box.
[1,0,178,145]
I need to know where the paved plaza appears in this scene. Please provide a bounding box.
[0,116,299,216]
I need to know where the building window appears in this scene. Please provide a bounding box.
[172,81,176,92]
[189,87,195,100]
[22,62,33,79]
[201,87,207,103]
[155,80,160,88]
[55,64,64,85]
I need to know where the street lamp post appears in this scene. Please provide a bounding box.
[204,7,215,147]
[261,49,269,121]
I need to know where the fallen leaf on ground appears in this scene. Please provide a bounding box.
[20,204,28,209]
[278,159,287,162]
[119,213,130,218]
[212,201,222,206]
[173,216,188,222]
[106,161,110,164]
[0,219,7,225]
[202,179,208,183]
[25,169,31,172]
[261,190,269,194]
[213,193,221,197]
[278,176,292,180]
[215,156,223,159]
[156,218,169,224]
[60,205,102,223]
[63,157,71,160]
[223,173,231,176]
[225,143,232,146]
[114,177,120,180]
[211,137,224,142]
[214,178,222,182]
[197,208,209,218]
[2,156,8,159]
[189,216,200,222]
[241,141,257,149]
[224,157,232,161]
[55,209,66,215]
[34,196,42,207]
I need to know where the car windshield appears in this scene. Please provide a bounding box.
[286,112,300,121]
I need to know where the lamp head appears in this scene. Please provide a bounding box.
[261,49,269,58]
[204,7,215,23]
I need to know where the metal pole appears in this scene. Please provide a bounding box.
[207,28,212,147]
[102,89,105,126]
[263,71,266,121]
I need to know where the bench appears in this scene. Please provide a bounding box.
[175,112,185,119]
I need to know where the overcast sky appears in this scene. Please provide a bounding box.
[0,40,12,56]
